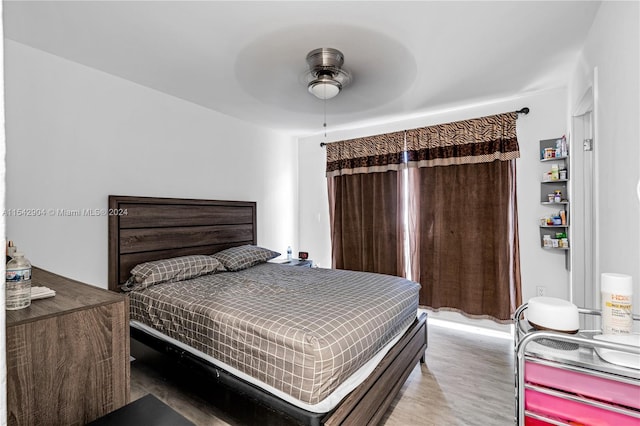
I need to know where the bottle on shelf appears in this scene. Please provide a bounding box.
[559,164,567,180]
[287,246,292,261]
[6,251,32,310]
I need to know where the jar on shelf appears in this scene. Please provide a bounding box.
[554,190,562,203]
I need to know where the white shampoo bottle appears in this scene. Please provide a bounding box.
[601,273,633,334]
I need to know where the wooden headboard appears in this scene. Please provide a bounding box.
[108,195,257,292]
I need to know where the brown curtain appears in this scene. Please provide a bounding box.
[407,161,520,321]
[326,112,522,322]
[328,172,404,276]
[406,112,522,322]
[327,132,406,277]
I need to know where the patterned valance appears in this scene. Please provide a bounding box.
[326,131,405,177]
[326,112,519,177]
[405,112,519,168]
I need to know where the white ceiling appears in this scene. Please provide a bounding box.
[4,1,602,136]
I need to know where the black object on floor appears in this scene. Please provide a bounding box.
[87,394,195,426]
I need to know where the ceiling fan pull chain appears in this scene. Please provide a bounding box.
[323,97,327,138]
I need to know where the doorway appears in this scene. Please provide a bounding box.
[571,82,598,329]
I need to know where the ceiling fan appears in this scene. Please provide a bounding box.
[304,48,352,100]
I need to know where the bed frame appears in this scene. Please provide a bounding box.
[108,195,428,425]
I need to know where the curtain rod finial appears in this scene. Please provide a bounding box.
[516,107,530,115]
[320,142,327,147]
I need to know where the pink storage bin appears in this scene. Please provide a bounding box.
[526,361,640,410]
[525,388,640,426]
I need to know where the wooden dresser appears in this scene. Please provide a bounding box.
[6,267,130,425]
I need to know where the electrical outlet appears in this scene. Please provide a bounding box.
[536,286,546,297]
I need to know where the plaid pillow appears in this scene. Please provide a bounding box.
[211,245,280,271]
[123,255,224,291]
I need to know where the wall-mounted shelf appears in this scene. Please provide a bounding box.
[540,155,569,162]
[539,137,570,257]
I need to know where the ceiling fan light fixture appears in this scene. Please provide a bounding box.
[305,47,351,100]
[308,77,341,100]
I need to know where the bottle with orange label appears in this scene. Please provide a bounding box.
[601,273,633,334]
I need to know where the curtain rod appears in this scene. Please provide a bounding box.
[319,107,530,147]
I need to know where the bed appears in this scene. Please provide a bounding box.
[108,195,428,425]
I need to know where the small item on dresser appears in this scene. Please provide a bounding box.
[298,251,309,260]
[526,297,579,333]
[601,273,633,334]
[30,286,56,300]
[286,246,292,261]
[6,251,32,310]
[6,240,16,263]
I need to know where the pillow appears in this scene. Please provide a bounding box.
[122,254,224,291]
[211,245,280,271]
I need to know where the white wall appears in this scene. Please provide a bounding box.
[4,40,298,288]
[569,1,640,315]
[299,88,570,303]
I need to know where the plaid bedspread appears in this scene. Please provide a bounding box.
[128,263,420,405]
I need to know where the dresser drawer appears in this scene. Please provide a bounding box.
[525,387,640,426]
[525,360,640,410]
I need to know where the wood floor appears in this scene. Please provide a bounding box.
[130,321,515,425]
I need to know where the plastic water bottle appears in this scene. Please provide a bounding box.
[6,251,32,310]
[287,246,292,261]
